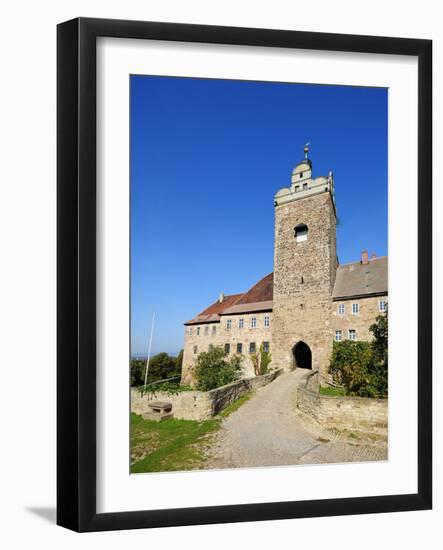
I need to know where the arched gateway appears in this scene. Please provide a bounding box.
[292,341,312,370]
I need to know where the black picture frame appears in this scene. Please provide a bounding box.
[57,17,432,532]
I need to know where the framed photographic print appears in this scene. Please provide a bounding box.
[57,17,432,532]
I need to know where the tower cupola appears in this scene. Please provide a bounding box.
[274,143,335,211]
[291,143,312,183]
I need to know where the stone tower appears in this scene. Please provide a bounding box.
[272,145,337,377]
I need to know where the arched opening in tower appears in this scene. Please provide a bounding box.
[292,341,312,370]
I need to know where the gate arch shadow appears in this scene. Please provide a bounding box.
[292,341,312,370]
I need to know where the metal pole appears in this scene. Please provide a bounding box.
[143,312,156,394]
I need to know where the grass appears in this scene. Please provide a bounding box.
[319,385,347,397]
[130,391,254,474]
[131,414,220,473]
[218,391,254,417]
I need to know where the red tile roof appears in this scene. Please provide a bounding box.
[235,273,273,304]
[199,293,243,316]
[184,274,273,325]
[184,257,388,325]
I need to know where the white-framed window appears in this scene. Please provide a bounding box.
[348,329,357,341]
[264,314,270,327]
[193,345,198,354]
[338,303,345,315]
[352,303,359,315]
[236,343,243,354]
[212,325,216,335]
[196,326,200,335]
[226,319,232,330]
[204,326,209,335]
[335,330,342,341]
[249,342,256,353]
[238,318,244,329]
[379,299,387,312]
[263,341,270,353]
[224,343,230,354]
[251,317,257,328]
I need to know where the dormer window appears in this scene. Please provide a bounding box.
[294,223,308,242]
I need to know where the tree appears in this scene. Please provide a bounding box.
[250,343,272,376]
[130,359,145,386]
[194,345,243,391]
[130,352,181,387]
[146,352,178,381]
[329,340,373,396]
[328,309,388,397]
[368,308,388,396]
[175,349,184,373]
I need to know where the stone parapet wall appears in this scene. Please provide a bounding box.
[131,369,282,421]
[297,371,388,437]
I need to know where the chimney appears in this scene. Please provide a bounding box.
[219,292,225,303]
[371,252,377,260]
[361,250,369,265]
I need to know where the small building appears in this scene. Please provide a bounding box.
[181,147,387,384]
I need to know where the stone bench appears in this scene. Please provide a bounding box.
[142,401,173,422]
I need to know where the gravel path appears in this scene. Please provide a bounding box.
[207,370,387,469]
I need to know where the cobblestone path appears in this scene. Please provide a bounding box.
[207,370,387,469]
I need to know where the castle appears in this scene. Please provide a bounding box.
[181,146,387,384]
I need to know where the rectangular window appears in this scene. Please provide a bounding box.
[338,303,345,315]
[379,299,387,312]
[335,330,342,341]
[238,318,244,329]
[226,319,232,330]
[251,317,257,328]
[189,327,193,336]
[352,303,359,314]
[249,342,256,353]
[204,326,209,335]
[263,341,270,353]
[294,185,299,192]
[264,314,270,327]
[302,182,308,190]
[212,325,216,335]
[196,326,200,335]
[348,329,356,340]
[236,343,243,354]
[224,343,230,354]
[193,345,198,354]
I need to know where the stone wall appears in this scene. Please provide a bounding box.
[181,311,273,385]
[132,369,282,421]
[297,371,388,437]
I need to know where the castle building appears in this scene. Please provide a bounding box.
[181,147,387,385]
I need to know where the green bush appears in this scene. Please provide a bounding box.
[194,345,243,391]
[329,310,388,397]
[138,380,192,396]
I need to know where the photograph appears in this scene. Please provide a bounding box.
[129,75,389,474]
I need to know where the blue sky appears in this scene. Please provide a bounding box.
[130,76,387,356]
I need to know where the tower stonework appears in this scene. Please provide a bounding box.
[272,149,337,377]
